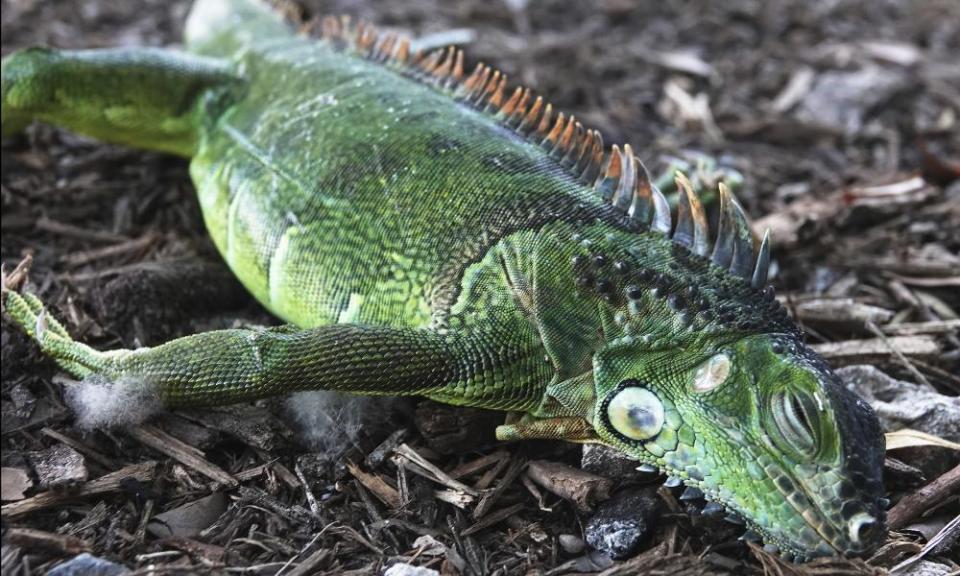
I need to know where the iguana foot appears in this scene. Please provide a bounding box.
[3,256,142,381]
[4,287,122,380]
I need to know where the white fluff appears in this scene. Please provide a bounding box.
[64,375,162,430]
[285,391,395,455]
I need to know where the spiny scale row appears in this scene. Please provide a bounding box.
[309,15,771,290]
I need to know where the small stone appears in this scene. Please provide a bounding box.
[898,561,953,576]
[411,535,446,556]
[147,492,228,538]
[28,444,88,490]
[839,365,960,478]
[585,486,661,559]
[558,534,585,555]
[383,563,440,576]
[47,553,129,576]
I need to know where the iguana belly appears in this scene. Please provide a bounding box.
[189,36,605,329]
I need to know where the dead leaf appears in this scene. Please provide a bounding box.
[885,429,960,452]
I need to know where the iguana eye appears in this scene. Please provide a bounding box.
[770,391,819,457]
[607,384,664,441]
[692,353,731,393]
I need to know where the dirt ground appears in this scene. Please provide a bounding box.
[2,0,959,574]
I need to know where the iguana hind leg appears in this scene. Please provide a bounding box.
[2,47,238,156]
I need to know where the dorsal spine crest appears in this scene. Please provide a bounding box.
[300,9,772,292]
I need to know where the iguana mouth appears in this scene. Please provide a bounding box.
[649,395,885,561]
[661,457,882,561]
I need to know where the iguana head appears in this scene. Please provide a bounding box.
[591,330,886,560]
[565,177,888,560]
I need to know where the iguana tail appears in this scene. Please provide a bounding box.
[1,44,237,156]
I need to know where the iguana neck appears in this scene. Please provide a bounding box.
[486,219,796,384]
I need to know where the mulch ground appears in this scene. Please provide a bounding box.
[2,0,958,574]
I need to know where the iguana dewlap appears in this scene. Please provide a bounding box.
[0,0,887,561]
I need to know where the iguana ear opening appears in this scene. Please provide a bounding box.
[691,352,732,393]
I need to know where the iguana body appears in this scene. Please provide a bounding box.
[1,0,886,561]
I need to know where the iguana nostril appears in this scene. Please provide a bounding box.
[848,512,882,545]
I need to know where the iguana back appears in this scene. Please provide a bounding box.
[187,1,618,330]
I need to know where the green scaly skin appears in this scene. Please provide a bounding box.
[1,0,887,560]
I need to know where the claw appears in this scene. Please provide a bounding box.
[739,530,762,542]
[664,476,683,488]
[680,486,704,500]
[724,512,745,524]
[702,502,724,516]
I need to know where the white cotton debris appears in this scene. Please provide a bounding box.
[285,390,397,455]
[383,563,440,576]
[64,375,162,430]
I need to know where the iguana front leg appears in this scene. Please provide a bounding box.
[4,290,550,427]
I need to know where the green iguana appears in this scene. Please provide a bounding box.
[1,0,887,561]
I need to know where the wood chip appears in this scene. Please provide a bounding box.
[461,502,525,537]
[810,335,941,365]
[284,548,332,576]
[391,444,478,496]
[882,319,960,336]
[5,528,91,556]
[1,460,157,519]
[347,461,401,509]
[128,424,237,487]
[433,489,475,509]
[147,492,229,538]
[525,460,613,513]
[791,298,894,325]
[40,427,117,470]
[448,450,510,481]
[236,486,316,527]
[887,463,960,530]
[27,444,88,489]
[473,455,526,519]
[364,428,407,469]
[885,429,960,451]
